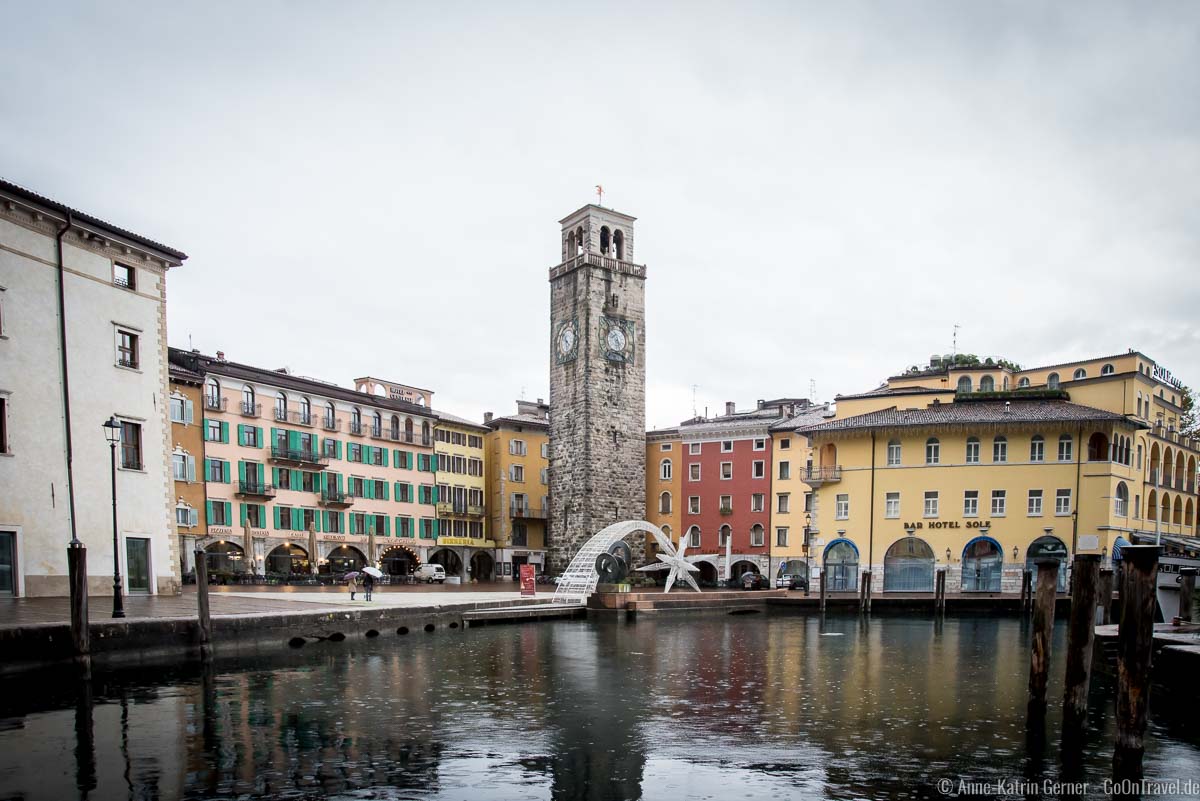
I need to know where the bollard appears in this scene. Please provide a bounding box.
[1179,568,1196,623]
[864,570,873,613]
[819,569,826,612]
[1112,545,1161,780]
[1062,554,1101,736]
[1027,558,1060,723]
[933,569,941,613]
[1097,568,1114,626]
[194,549,213,660]
[859,572,869,614]
[67,542,90,670]
[1021,569,1033,613]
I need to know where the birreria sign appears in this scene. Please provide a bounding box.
[1152,363,1183,390]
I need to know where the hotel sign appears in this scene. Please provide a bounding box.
[1152,364,1183,390]
[437,537,497,548]
[903,520,993,530]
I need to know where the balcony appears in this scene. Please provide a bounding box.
[290,411,315,427]
[236,481,276,498]
[436,502,486,517]
[349,420,364,436]
[273,407,289,423]
[510,502,547,520]
[240,401,261,418]
[803,465,842,486]
[204,396,227,411]
[269,446,330,469]
[322,416,340,432]
[319,489,352,508]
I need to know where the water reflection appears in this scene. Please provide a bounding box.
[0,615,1196,800]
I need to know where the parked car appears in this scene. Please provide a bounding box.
[740,572,766,590]
[776,573,808,591]
[414,564,447,584]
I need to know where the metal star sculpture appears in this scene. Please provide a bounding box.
[636,534,703,593]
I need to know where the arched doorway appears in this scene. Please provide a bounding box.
[382,544,419,577]
[470,551,495,581]
[266,543,310,575]
[730,560,760,582]
[430,548,462,576]
[324,545,366,575]
[961,537,1002,592]
[883,537,935,592]
[824,539,859,592]
[696,560,719,587]
[1025,535,1069,592]
[205,541,246,575]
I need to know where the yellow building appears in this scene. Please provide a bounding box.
[768,403,833,579]
[645,428,681,556]
[485,400,549,580]
[801,351,1198,594]
[168,365,208,579]
[432,413,493,579]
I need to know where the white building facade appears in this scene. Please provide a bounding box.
[0,180,186,597]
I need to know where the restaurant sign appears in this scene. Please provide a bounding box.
[436,537,497,548]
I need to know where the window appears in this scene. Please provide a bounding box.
[688,526,701,547]
[116,329,139,369]
[660,459,672,480]
[993,436,1007,463]
[752,460,765,478]
[206,458,228,483]
[659,492,672,514]
[1047,372,1060,389]
[885,492,900,519]
[245,504,264,528]
[721,440,733,452]
[719,495,733,513]
[963,490,979,517]
[279,506,295,531]
[779,438,791,450]
[779,461,790,480]
[660,442,672,451]
[1134,494,1141,519]
[1073,368,1087,380]
[750,524,765,547]
[925,438,940,465]
[923,491,938,517]
[753,438,766,451]
[689,464,701,481]
[0,396,7,453]
[209,502,229,526]
[1028,489,1043,516]
[689,443,701,455]
[275,393,288,422]
[1101,363,1115,376]
[719,524,731,546]
[1018,377,1031,388]
[979,375,995,392]
[1055,489,1072,515]
[510,464,525,482]
[720,462,733,479]
[119,421,142,469]
[991,489,1007,516]
[776,527,789,547]
[751,493,765,512]
[1115,482,1129,517]
[1058,434,1073,462]
[887,440,901,466]
[1137,444,1143,469]
[957,376,973,393]
[965,437,980,464]
[172,452,196,482]
[175,504,198,528]
[688,496,700,514]
[804,492,813,512]
[1030,435,1044,462]
[113,263,135,289]
[540,468,548,485]
[777,493,790,513]
[835,494,849,520]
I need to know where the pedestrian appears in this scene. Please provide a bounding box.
[363,571,375,602]
[347,572,358,601]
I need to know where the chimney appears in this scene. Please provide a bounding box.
[1004,401,1011,414]
[216,351,225,361]
[725,401,736,416]
[484,412,493,424]
[537,398,543,404]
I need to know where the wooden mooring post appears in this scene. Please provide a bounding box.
[1020,569,1033,613]
[1027,558,1060,723]
[819,569,826,612]
[1112,545,1160,780]
[1062,554,1101,737]
[67,542,90,671]
[864,571,873,613]
[1179,567,1196,623]
[1097,568,1114,626]
[859,572,869,614]
[194,548,213,660]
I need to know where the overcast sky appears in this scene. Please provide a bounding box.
[3,2,1198,427]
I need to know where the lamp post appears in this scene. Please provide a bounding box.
[102,417,125,619]
[802,513,812,597]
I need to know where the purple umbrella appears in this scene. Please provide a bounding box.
[343,571,361,582]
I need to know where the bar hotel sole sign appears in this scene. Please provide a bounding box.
[902,520,993,530]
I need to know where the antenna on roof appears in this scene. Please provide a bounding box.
[809,379,817,402]
[520,385,526,400]
[952,323,961,359]
[691,384,699,417]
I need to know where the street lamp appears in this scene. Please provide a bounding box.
[102,416,125,619]
[802,513,812,597]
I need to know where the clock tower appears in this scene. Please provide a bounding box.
[548,204,647,574]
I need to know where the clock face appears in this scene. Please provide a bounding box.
[554,319,579,364]
[559,326,576,355]
[606,328,626,353]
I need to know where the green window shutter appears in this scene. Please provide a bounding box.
[203,459,212,482]
[338,512,346,533]
[381,481,389,501]
[257,464,265,485]
[271,427,281,445]
[272,467,280,485]
[273,505,281,530]
[206,500,214,520]
[220,421,229,443]
[223,461,232,484]
[288,430,300,450]
[237,424,245,445]
[293,511,302,532]
[393,449,400,468]
[239,503,248,527]
[432,519,439,538]
[366,480,375,500]
[337,473,344,492]
[314,510,322,533]
[336,440,343,460]
[432,485,439,503]
[323,511,331,531]
[383,516,391,535]
[394,481,401,499]
[255,426,263,446]
[238,461,247,484]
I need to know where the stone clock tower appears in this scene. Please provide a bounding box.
[548,204,647,574]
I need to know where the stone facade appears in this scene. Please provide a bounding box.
[548,205,647,574]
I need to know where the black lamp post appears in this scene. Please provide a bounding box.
[102,416,125,619]
[803,512,812,597]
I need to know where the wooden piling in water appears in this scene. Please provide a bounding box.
[1097,568,1114,626]
[67,542,90,671]
[1020,569,1033,613]
[864,571,873,613]
[1062,553,1101,736]
[819,569,826,612]
[859,572,869,614]
[194,548,213,661]
[1179,568,1196,623]
[1027,558,1060,722]
[1112,545,1160,780]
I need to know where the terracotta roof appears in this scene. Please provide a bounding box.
[431,409,490,432]
[799,400,1136,435]
[486,413,548,430]
[836,385,949,400]
[769,403,836,432]
[1,178,187,262]
[168,363,204,385]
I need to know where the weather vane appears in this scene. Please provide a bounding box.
[595,184,603,206]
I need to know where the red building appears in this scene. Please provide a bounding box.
[679,399,808,584]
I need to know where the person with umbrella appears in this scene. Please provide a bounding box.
[344,570,360,601]
[362,566,382,601]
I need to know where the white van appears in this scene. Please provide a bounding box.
[414,564,446,584]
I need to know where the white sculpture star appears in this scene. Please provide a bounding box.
[636,533,703,593]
